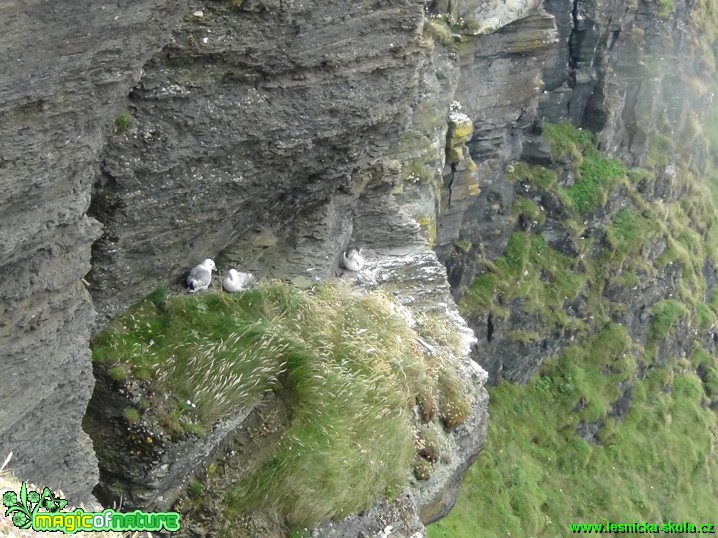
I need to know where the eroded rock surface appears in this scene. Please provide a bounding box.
[89,0,428,322]
[0,0,190,503]
[444,0,715,385]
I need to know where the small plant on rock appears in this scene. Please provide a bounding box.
[113,112,132,134]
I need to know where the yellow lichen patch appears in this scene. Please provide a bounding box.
[447,146,464,163]
[455,239,473,253]
[451,123,473,141]
[417,216,437,247]
[448,112,473,142]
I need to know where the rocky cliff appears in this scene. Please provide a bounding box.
[2,0,716,535]
[0,0,191,503]
[1,0,511,531]
[449,0,717,385]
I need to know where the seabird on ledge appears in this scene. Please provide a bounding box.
[342,247,365,272]
[223,269,256,292]
[187,259,215,293]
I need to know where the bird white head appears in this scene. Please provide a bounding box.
[202,259,216,271]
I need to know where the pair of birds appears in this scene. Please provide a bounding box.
[186,259,255,293]
[187,247,365,293]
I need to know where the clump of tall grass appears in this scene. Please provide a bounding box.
[226,285,467,526]
[92,281,473,527]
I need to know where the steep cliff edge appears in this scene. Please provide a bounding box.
[0,0,192,503]
[447,0,717,383]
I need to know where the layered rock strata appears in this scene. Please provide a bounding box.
[0,0,190,503]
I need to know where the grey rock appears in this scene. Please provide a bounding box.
[0,0,190,503]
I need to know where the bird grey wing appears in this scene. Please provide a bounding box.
[188,267,211,286]
[189,266,210,280]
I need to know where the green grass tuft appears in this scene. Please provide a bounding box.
[657,0,676,18]
[93,282,472,528]
[567,148,626,212]
[541,123,595,157]
[650,300,689,340]
[113,112,132,133]
[511,197,546,226]
[460,233,585,330]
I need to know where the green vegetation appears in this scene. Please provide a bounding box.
[464,122,718,333]
[696,303,713,329]
[113,112,132,134]
[506,161,557,189]
[657,0,676,19]
[649,300,688,340]
[413,457,433,480]
[607,208,651,257]
[429,327,718,537]
[188,481,205,498]
[461,232,585,330]
[107,364,129,382]
[542,122,626,212]
[509,125,626,213]
[511,197,545,226]
[446,119,718,536]
[568,147,626,212]
[92,282,472,527]
[647,132,674,167]
[402,161,435,184]
[541,123,595,157]
[694,0,718,44]
[122,407,140,424]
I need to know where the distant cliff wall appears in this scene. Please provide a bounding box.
[446,0,717,384]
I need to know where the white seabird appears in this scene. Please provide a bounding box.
[342,247,365,272]
[223,269,256,292]
[187,259,215,293]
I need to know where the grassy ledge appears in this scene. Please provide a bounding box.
[92,281,473,528]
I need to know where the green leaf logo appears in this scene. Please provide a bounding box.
[39,487,67,513]
[2,490,17,507]
[2,482,68,529]
[3,482,33,530]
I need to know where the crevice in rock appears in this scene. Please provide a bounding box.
[487,311,494,342]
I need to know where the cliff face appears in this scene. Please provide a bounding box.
[1,0,713,534]
[89,0,428,320]
[1,0,509,531]
[83,0,506,533]
[447,0,716,384]
[0,0,190,503]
